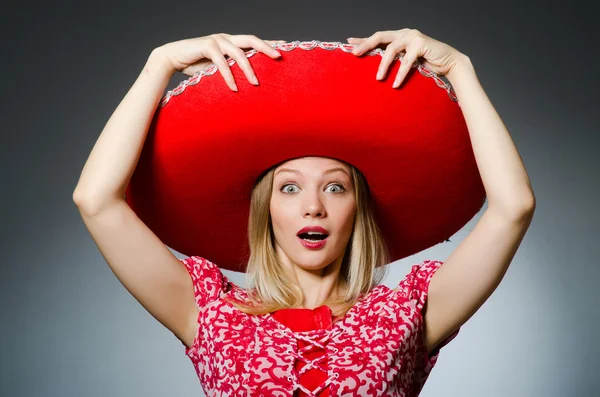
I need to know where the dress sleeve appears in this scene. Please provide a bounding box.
[179,255,230,309]
[397,260,460,359]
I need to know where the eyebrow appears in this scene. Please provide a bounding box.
[275,167,350,177]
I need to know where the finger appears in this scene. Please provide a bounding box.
[347,37,366,52]
[393,51,418,89]
[233,35,282,59]
[252,37,283,58]
[376,41,404,81]
[219,39,260,86]
[352,35,380,56]
[207,45,238,91]
[352,32,390,56]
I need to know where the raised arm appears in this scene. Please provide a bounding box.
[73,34,283,349]
[72,48,202,347]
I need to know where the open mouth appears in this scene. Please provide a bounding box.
[297,233,329,249]
[298,233,328,242]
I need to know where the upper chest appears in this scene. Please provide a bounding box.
[191,287,424,396]
[200,286,423,365]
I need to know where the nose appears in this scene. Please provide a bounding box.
[303,190,326,217]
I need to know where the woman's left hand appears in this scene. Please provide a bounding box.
[347,29,466,88]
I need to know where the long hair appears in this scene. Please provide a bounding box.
[224,159,391,321]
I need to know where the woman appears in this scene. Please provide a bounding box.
[73,30,536,396]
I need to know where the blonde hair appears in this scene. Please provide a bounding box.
[224,159,391,321]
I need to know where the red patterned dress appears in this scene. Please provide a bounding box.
[179,256,460,396]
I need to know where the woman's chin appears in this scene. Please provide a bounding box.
[292,251,340,269]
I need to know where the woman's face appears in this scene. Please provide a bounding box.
[270,156,356,272]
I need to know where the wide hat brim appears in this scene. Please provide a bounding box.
[125,40,486,273]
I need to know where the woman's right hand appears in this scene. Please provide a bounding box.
[154,33,285,91]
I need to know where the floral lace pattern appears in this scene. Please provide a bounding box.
[179,256,460,396]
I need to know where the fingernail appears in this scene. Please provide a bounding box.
[274,51,282,57]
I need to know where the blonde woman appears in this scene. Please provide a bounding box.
[73,30,535,396]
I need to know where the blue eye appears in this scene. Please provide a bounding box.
[280,183,346,194]
[326,184,345,193]
[281,184,298,194]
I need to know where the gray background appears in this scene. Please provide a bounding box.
[1,0,597,396]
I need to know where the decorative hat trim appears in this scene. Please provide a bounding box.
[159,40,458,108]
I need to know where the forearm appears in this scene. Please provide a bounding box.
[446,55,536,216]
[73,48,175,213]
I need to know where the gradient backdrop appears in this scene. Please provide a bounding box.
[1,0,597,396]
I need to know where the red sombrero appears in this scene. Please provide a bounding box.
[124,40,485,273]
